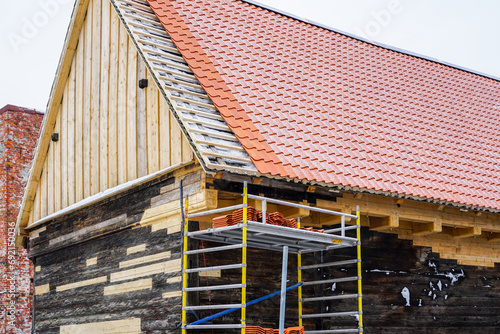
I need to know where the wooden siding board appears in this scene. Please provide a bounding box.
[136,58,148,178]
[74,22,85,203]
[83,1,92,199]
[146,71,159,174]
[99,0,110,192]
[90,0,102,196]
[126,40,138,181]
[108,7,119,189]
[158,89,170,169]
[117,22,128,185]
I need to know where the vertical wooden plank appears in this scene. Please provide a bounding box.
[47,138,54,215]
[158,91,170,169]
[181,131,193,162]
[68,57,76,206]
[61,72,69,208]
[41,159,48,218]
[99,0,110,192]
[54,106,62,212]
[117,23,128,184]
[83,1,93,198]
[33,184,41,222]
[75,22,85,203]
[108,8,119,188]
[146,71,159,174]
[90,0,101,196]
[126,39,138,181]
[136,58,148,178]
[170,112,182,165]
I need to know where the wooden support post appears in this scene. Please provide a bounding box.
[370,214,399,231]
[280,206,310,219]
[412,219,442,236]
[452,226,482,238]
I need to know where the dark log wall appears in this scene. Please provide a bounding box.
[28,166,205,333]
[194,228,500,333]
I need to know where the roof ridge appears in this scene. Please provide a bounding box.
[0,104,45,115]
[240,0,500,83]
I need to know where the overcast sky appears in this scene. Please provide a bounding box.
[0,0,499,111]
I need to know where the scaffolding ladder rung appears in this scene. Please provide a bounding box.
[184,263,245,273]
[184,243,246,255]
[302,276,361,286]
[305,329,361,333]
[183,283,245,292]
[299,259,360,270]
[300,294,360,302]
[183,303,244,310]
[300,311,361,318]
[185,324,246,329]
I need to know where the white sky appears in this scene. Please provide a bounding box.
[0,0,499,111]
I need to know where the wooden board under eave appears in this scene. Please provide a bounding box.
[26,0,195,225]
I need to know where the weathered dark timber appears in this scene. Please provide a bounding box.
[30,167,203,333]
[191,227,500,334]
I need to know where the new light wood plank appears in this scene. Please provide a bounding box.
[83,2,93,199]
[146,72,159,174]
[117,23,128,184]
[41,158,48,218]
[75,23,85,203]
[170,112,182,165]
[90,0,101,196]
[126,40,138,181]
[136,58,148,177]
[181,126,193,162]
[53,105,62,212]
[47,136,54,215]
[100,0,110,192]
[108,8,119,188]
[61,72,69,208]
[158,83,170,169]
[68,55,76,206]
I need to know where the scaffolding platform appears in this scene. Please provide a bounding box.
[186,221,359,254]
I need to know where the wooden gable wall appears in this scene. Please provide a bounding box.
[28,0,194,225]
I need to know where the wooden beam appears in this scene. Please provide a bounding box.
[488,233,500,243]
[370,214,399,231]
[452,226,482,239]
[412,219,442,236]
[279,206,310,219]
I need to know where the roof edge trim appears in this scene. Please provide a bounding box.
[240,0,500,82]
[0,104,44,116]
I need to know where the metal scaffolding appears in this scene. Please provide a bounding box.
[182,182,363,333]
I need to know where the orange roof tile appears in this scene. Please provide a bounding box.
[148,0,500,211]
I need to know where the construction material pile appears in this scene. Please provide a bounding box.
[212,207,295,228]
[212,206,323,233]
[245,326,305,334]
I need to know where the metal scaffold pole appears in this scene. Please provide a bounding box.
[356,205,363,333]
[241,181,248,334]
[297,218,303,327]
[182,195,189,334]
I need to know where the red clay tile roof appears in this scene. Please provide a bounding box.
[147,0,500,211]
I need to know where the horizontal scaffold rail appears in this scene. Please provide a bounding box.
[299,259,360,270]
[183,283,245,292]
[300,294,361,302]
[300,311,361,318]
[185,324,245,329]
[302,276,361,286]
[183,263,245,273]
[305,329,361,333]
[246,194,358,219]
[183,304,244,311]
[184,243,246,255]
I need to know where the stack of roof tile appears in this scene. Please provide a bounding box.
[246,326,304,334]
[246,326,274,334]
